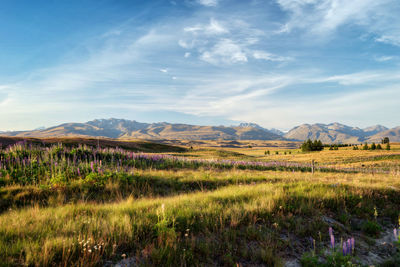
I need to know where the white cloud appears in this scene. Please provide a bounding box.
[178,39,190,49]
[184,18,228,35]
[252,50,292,62]
[181,17,289,66]
[197,0,219,7]
[277,0,379,33]
[276,0,400,47]
[375,35,400,46]
[374,55,395,62]
[160,68,168,73]
[200,39,247,64]
[320,70,400,85]
[206,18,228,34]
[184,52,191,58]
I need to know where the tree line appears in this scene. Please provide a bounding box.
[301,137,391,152]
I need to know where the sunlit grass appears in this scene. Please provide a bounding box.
[1,169,400,266]
[1,141,400,266]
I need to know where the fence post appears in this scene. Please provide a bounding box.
[312,160,315,174]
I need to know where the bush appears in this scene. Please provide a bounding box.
[361,220,382,237]
[83,173,108,187]
[50,174,67,187]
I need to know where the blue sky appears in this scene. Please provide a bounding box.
[1,0,400,131]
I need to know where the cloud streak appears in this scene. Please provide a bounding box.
[276,0,400,47]
[197,0,219,7]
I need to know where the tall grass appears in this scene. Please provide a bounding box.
[1,175,399,266]
[1,142,400,266]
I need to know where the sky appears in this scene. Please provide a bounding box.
[1,0,400,131]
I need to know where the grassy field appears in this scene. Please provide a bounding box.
[0,138,399,266]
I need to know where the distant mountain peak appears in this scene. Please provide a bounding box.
[238,122,263,128]
[363,124,388,132]
[34,126,46,131]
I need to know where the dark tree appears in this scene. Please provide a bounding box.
[301,139,324,152]
[370,142,376,150]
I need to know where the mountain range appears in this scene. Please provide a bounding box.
[1,119,283,141]
[1,119,398,143]
[284,123,398,143]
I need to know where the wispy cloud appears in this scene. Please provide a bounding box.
[276,0,400,47]
[184,18,228,35]
[200,39,247,64]
[374,55,396,62]
[375,35,400,46]
[181,17,289,66]
[197,0,219,7]
[252,50,292,62]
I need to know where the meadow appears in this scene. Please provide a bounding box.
[0,137,399,266]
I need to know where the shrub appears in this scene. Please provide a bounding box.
[83,173,108,188]
[50,174,67,187]
[361,220,382,237]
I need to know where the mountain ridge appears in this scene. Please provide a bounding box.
[1,118,283,141]
[1,119,398,143]
[284,123,398,143]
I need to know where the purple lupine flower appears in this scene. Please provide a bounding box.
[343,242,347,256]
[77,168,80,176]
[394,228,398,240]
[90,161,94,172]
[351,237,355,253]
[329,227,333,237]
[330,233,335,249]
[347,239,351,255]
